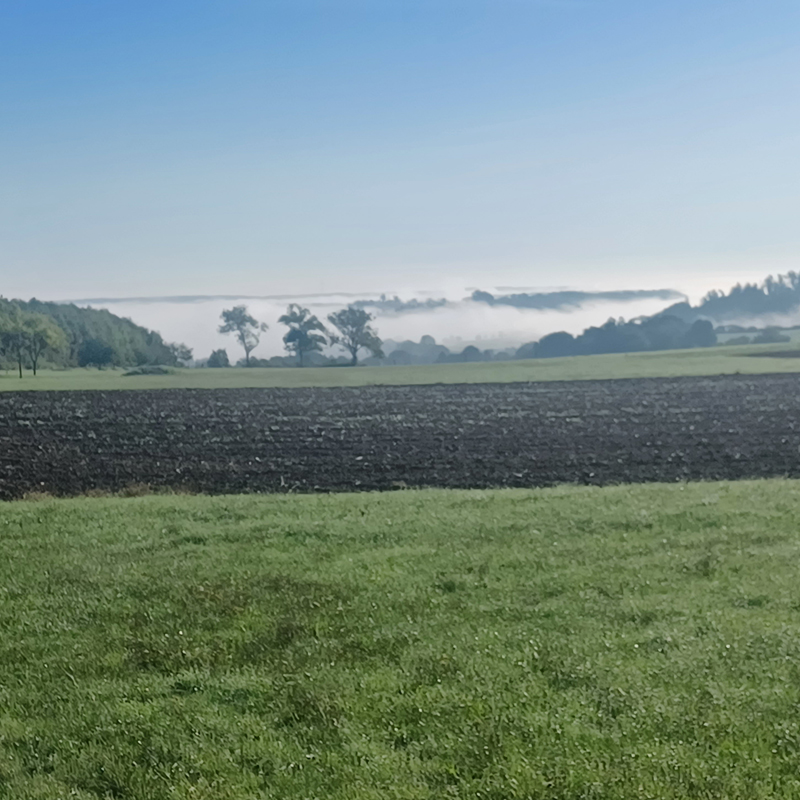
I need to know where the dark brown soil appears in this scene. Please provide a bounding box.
[2,374,799,500]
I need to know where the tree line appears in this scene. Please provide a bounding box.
[471,288,684,310]
[0,297,192,378]
[657,272,800,324]
[378,315,717,367]
[208,304,719,371]
[514,316,716,359]
[210,304,384,367]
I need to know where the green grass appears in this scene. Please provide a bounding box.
[3,480,800,798]
[4,342,800,391]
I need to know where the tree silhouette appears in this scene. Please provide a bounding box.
[78,339,115,368]
[327,307,383,366]
[168,342,194,365]
[207,349,230,368]
[219,306,268,366]
[278,304,327,366]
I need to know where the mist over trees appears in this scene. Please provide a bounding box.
[195,273,800,367]
[377,275,800,366]
[659,272,800,323]
[5,270,799,377]
[351,295,448,314]
[471,288,685,310]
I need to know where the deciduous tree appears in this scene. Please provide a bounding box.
[0,308,29,378]
[24,314,67,375]
[168,342,194,365]
[219,306,267,366]
[0,308,67,377]
[278,304,327,366]
[327,307,383,366]
[207,348,230,368]
[78,339,115,368]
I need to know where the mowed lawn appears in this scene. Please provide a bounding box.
[2,482,800,798]
[3,342,800,391]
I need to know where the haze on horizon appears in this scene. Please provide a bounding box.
[2,1,799,305]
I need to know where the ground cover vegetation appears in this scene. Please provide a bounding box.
[471,272,800,325]
[4,341,800,391]
[2,480,800,799]
[3,373,800,499]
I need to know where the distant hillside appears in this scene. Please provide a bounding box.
[659,272,800,323]
[0,297,178,367]
[351,296,448,314]
[471,288,685,310]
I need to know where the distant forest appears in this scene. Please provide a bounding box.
[471,288,685,310]
[377,316,716,366]
[514,317,716,360]
[0,297,187,373]
[351,296,448,314]
[659,272,800,323]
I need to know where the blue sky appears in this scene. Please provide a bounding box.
[2,0,799,301]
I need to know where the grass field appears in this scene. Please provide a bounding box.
[3,480,800,798]
[3,342,800,391]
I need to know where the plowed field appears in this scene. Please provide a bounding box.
[2,374,799,499]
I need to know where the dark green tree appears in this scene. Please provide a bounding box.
[682,319,717,348]
[78,339,115,368]
[535,331,577,358]
[21,298,175,366]
[0,307,66,378]
[327,307,383,366]
[0,308,30,378]
[219,306,267,366]
[207,348,230,368]
[24,313,67,375]
[279,304,327,366]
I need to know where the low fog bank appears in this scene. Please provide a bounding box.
[707,311,800,331]
[77,290,682,362]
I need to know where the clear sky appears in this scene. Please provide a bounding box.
[2,0,799,302]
